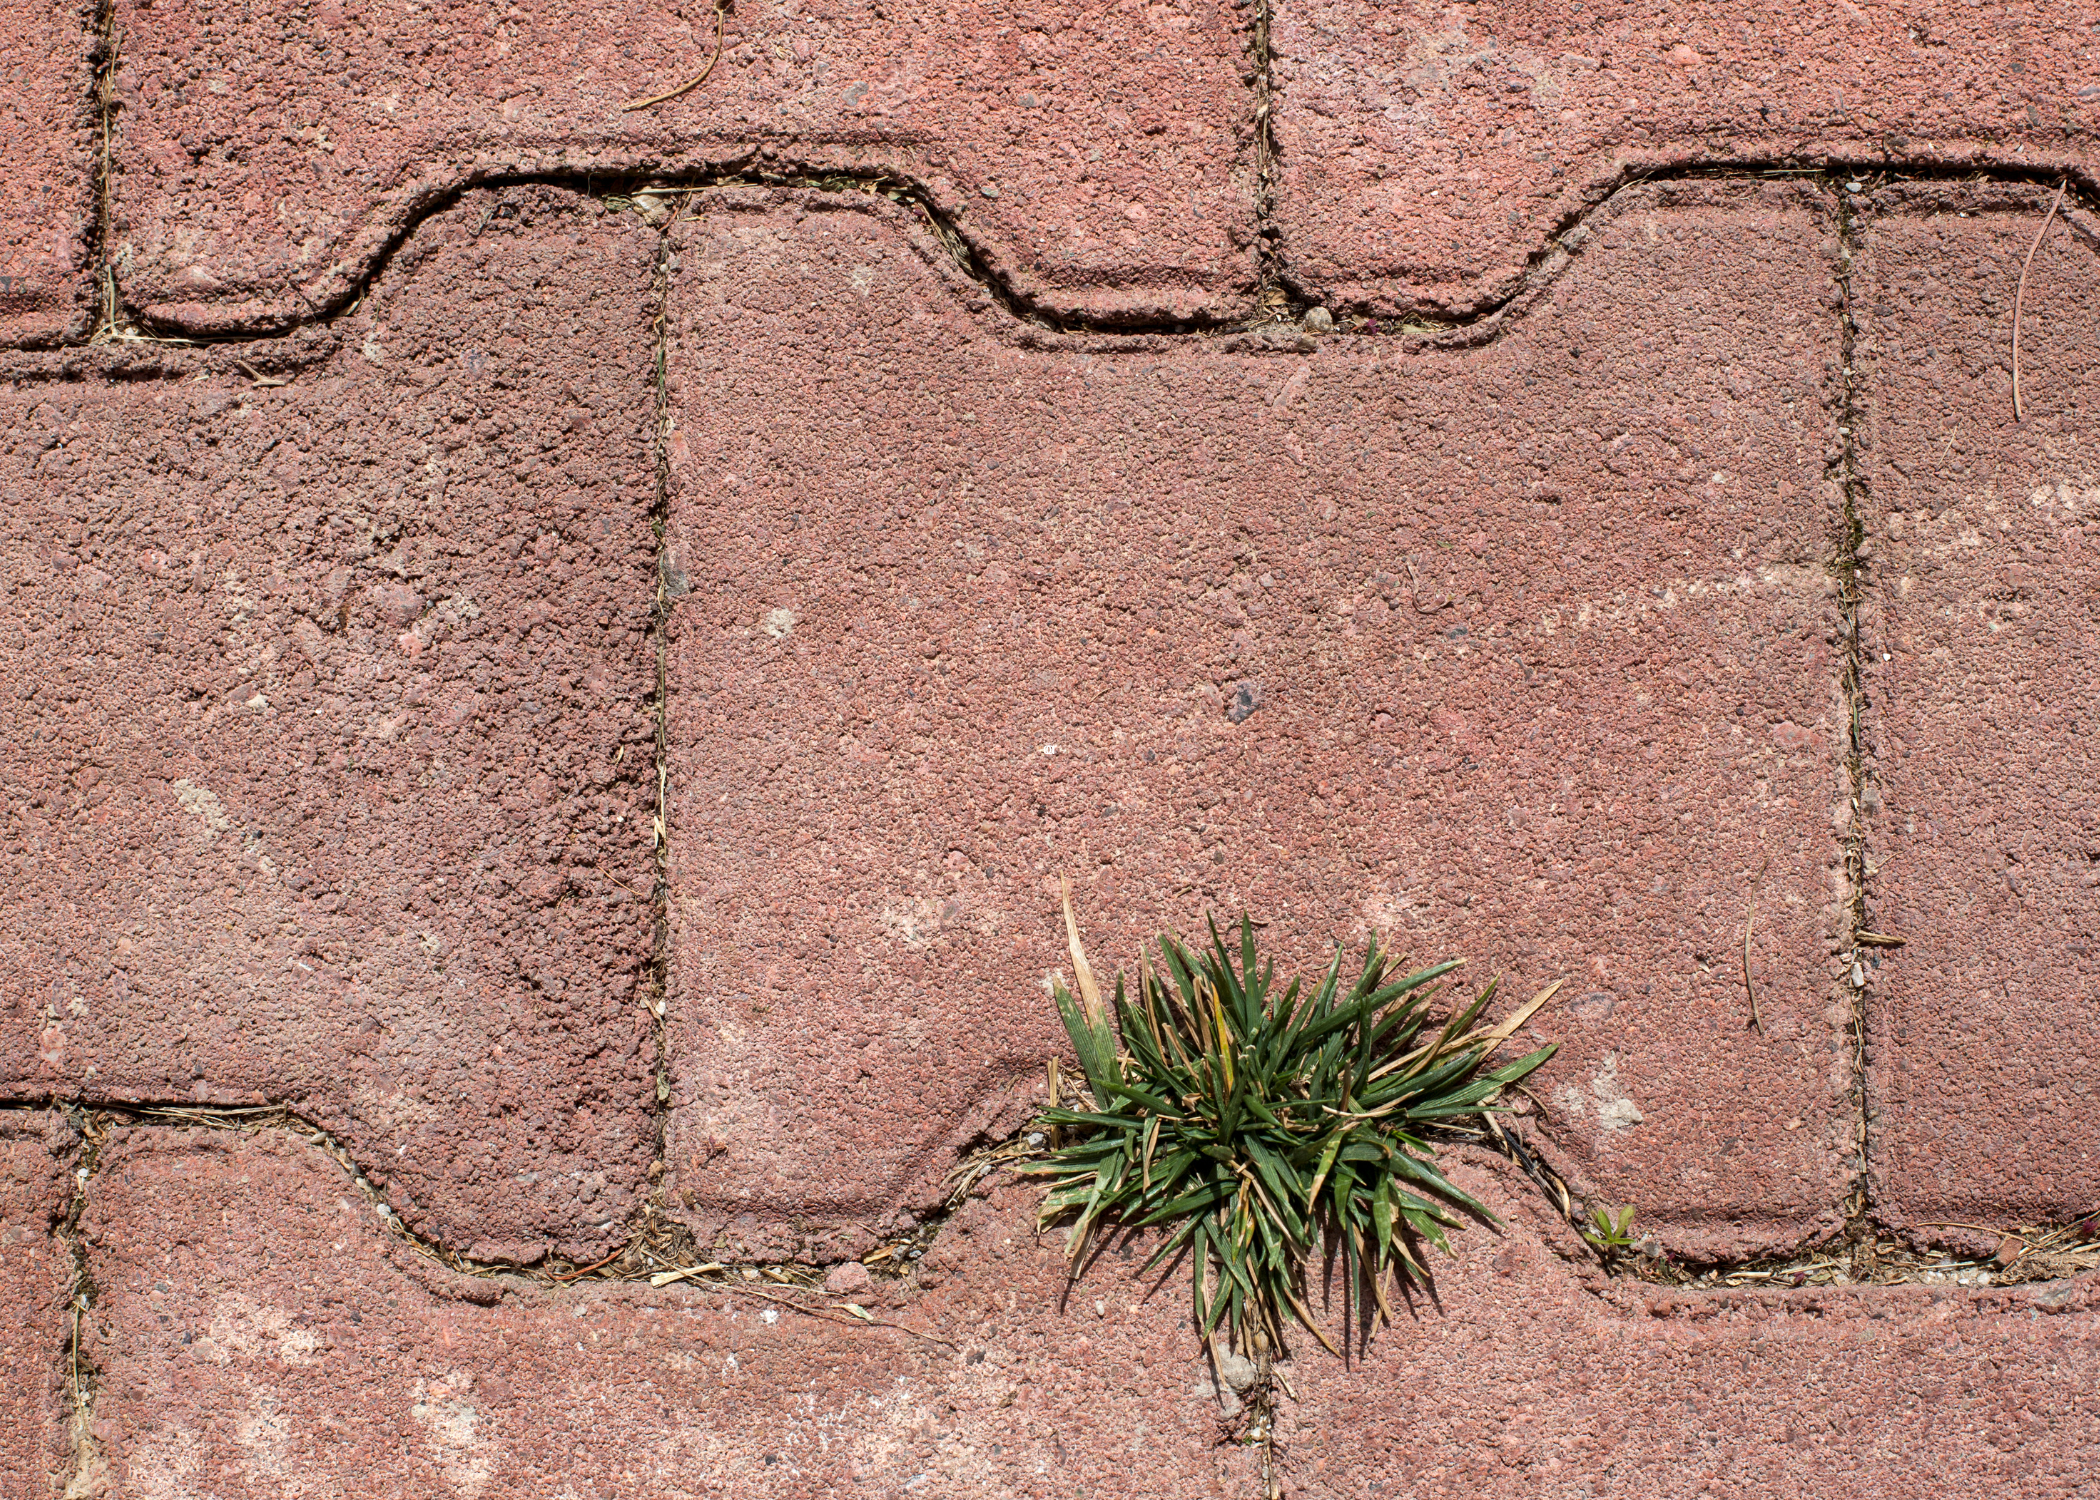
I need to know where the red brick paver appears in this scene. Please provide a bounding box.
[107,0,1256,334]
[1280,1160,2100,1500]
[0,0,94,346]
[662,179,1852,1262]
[79,1126,1259,1499]
[0,187,659,1261]
[0,1113,72,1500]
[1854,181,2100,1242]
[1271,0,2099,316]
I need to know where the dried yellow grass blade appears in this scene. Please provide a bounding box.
[1282,1289,1340,1356]
[1368,978,1563,1084]
[648,1262,726,1288]
[1060,874,1105,1024]
[1474,978,1564,1051]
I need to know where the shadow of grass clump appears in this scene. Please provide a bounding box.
[1023,888,1559,1360]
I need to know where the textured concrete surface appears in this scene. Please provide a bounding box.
[0,0,94,346]
[661,179,1852,1262]
[79,1127,1259,1499]
[0,1113,73,1500]
[107,0,1257,333]
[1853,181,2100,1243]
[1272,0,2100,315]
[0,186,659,1261]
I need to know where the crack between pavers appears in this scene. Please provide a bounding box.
[0,1096,1039,1292]
[84,161,1259,348]
[33,160,2092,374]
[1246,0,1288,340]
[1830,175,1878,1276]
[23,1091,2086,1305]
[631,191,680,1290]
[52,1105,103,1500]
[79,0,121,350]
[1243,5,1285,1488]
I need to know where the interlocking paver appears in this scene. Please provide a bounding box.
[1854,181,2100,1242]
[0,0,94,346]
[0,1113,72,1500]
[79,1126,1258,1498]
[1271,0,2098,316]
[0,187,658,1260]
[107,0,1256,335]
[1279,1159,2100,1500]
[662,179,1852,1262]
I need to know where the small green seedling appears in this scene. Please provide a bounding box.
[1024,889,1560,1357]
[1582,1204,1640,1259]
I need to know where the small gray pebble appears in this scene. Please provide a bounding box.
[1026,1131,1046,1148]
[1301,306,1335,334]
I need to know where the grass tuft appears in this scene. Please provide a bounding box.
[1023,883,1560,1358]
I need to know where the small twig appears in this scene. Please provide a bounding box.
[1909,1220,2035,1243]
[236,360,292,389]
[578,862,650,899]
[1742,902,1760,1034]
[623,0,727,112]
[551,1249,624,1282]
[2012,177,2069,423]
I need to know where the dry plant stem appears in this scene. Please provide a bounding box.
[1909,1221,2037,1247]
[236,360,291,388]
[550,1250,624,1282]
[725,1284,958,1349]
[623,0,727,112]
[1742,897,1761,1034]
[2012,177,2069,422]
[648,1262,726,1288]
